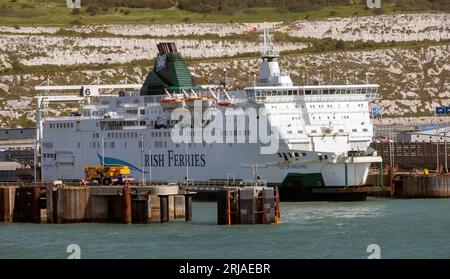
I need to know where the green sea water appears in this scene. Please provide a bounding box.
[1,197,449,259]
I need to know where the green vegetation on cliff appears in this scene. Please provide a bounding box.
[0,0,448,25]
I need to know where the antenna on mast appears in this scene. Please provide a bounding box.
[259,23,279,59]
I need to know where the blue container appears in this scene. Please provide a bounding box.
[371,106,381,116]
[436,107,445,115]
[445,106,450,114]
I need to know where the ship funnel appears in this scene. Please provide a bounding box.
[140,42,202,96]
[157,42,178,54]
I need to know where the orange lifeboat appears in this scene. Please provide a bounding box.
[185,97,212,110]
[217,101,232,107]
[159,97,184,110]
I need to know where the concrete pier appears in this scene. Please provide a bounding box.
[1,183,283,225]
[1,184,191,224]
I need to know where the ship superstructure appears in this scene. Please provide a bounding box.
[36,28,381,198]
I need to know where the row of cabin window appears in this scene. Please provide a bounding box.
[43,153,56,159]
[167,130,253,137]
[90,142,115,149]
[252,88,376,96]
[123,109,146,115]
[271,103,366,110]
[149,142,237,148]
[311,115,364,120]
[49,122,74,129]
[88,141,237,150]
[278,152,308,160]
[288,128,368,134]
[91,132,140,139]
[309,103,365,109]
[109,132,138,139]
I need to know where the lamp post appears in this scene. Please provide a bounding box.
[148,144,152,183]
[101,135,105,166]
[141,134,145,185]
[185,129,189,181]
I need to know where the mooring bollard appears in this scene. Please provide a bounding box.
[159,195,169,223]
[123,186,132,224]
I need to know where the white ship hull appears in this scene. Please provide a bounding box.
[42,131,378,188]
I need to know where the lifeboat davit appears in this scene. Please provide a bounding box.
[185,97,213,110]
[159,98,184,110]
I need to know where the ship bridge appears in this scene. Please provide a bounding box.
[245,84,379,103]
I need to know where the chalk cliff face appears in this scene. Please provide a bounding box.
[0,34,305,66]
[284,13,450,42]
[0,54,11,72]
[0,23,266,36]
[0,13,448,128]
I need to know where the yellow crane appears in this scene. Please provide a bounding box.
[83,165,135,186]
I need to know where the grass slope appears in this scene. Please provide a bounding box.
[0,1,425,25]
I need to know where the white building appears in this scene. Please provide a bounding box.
[397,127,450,142]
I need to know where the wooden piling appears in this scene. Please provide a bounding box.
[0,187,16,222]
[122,186,132,224]
[46,187,56,223]
[217,190,230,225]
[159,195,169,223]
[227,190,232,225]
[32,186,41,223]
[275,187,280,224]
[388,166,395,196]
[261,190,266,224]
[184,194,193,222]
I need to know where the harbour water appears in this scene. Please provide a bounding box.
[0,197,449,259]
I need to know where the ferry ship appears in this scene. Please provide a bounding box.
[38,28,382,200]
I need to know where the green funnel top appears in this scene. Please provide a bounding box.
[140,42,201,96]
